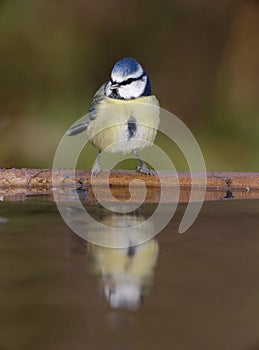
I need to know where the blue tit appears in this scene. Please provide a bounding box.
[66,57,160,175]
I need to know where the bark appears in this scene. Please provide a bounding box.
[0,168,258,203]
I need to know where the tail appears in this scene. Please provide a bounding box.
[66,121,89,136]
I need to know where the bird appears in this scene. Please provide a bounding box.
[66,57,160,175]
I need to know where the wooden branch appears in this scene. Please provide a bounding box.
[0,168,258,203]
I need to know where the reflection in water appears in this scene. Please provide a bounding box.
[2,200,259,348]
[85,208,159,310]
[85,206,156,248]
[65,201,160,247]
[66,204,160,309]
[88,238,158,310]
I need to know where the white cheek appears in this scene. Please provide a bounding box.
[105,81,111,95]
[119,80,146,99]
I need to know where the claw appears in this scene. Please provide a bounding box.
[136,165,155,176]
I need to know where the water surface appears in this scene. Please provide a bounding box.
[0,199,258,350]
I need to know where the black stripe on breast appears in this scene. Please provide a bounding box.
[127,116,137,140]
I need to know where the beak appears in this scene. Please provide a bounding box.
[110,83,120,90]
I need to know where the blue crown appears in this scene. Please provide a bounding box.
[112,58,142,77]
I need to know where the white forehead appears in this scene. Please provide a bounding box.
[111,64,144,83]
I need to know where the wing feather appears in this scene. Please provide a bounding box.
[89,82,107,120]
[66,83,107,136]
[66,120,89,136]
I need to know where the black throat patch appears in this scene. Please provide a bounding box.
[109,89,121,99]
[127,116,137,140]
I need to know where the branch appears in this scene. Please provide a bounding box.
[0,168,258,202]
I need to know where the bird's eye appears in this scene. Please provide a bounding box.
[123,78,134,85]
[127,78,134,84]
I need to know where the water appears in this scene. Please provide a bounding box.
[0,198,259,350]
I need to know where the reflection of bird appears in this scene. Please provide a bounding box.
[88,239,159,310]
[66,57,160,175]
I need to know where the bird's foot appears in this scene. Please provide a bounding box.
[91,163,102,176]
[136,164,155,176]
[91,153,103,176]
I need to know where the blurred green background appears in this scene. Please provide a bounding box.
[0,0,258,171]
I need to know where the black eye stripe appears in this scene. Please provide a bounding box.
[111,73,146,86]
[122,77,135,85]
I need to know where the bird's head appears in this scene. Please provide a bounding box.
[105,57,151,100]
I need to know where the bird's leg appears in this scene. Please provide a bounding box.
[92,151,102,176]
[133,150,155,175]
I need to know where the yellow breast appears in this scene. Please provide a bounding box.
[86,95,160,154]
